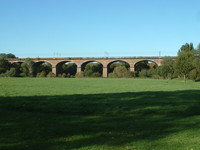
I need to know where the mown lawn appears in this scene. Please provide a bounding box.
[0,78,200,150]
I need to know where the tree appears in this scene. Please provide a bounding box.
[175,43,194,81]
[178,43,194,53]
[0,53,16,58]
[0,58,11,74]
[21,59,35,77]
[6,53,16,58]
[197,43,200,51]
[5,67,18,77]
[159,57,175,79]
[190,47,200,80]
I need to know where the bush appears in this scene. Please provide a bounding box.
[91,72,101,77]
[139,69,150,78]
[84,69,93,77]
[109,66,132,78]
[75,71,84,78]
[4,68,18,77]
[61,73,67,78]
[47,72,56,78]
[37,71,47,78]
[189,69,198,80]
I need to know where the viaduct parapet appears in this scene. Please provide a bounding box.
[8,56,174,77]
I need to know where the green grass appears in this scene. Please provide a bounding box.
[0,78,200,150]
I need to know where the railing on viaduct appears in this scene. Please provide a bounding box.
[8,56,172,77]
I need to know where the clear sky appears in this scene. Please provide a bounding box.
[0,0,200,58]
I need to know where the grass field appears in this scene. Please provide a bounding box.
[0,78,200,150]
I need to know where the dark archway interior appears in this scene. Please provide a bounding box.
[33,61,52,76]
[56,61,77,77]
[81,61,103,77]
[11,62,23,76]
[134,60,158,72]
[107,61,130,75]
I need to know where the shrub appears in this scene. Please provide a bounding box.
[47,72,56,78]
[189,69,198,80]
[75,71,84,78]
[139,69,149,78]
[109,66,132,78]
[5,67,18,77]
[37,71,46,78]
[61,73,67,78]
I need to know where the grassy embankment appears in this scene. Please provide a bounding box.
[0,78,200,150]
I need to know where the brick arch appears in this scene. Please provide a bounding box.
[80,60,103,71]
[107,60,131,68]
[107,60,131,75]
[56,61,77,76]
[7,56,168,77]
[33,61,53,70]
[33,60,53,66]
[80,60,103,77]
[33,61,53,76]
[134,59,158,72]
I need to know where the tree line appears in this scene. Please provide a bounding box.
[0,42,200,80]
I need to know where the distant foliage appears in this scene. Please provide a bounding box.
[0,53,16,58]
[0,58,11,74]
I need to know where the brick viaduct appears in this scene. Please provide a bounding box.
[9,56,169,77]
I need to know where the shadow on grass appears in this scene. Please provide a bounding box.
[1,90,200,149]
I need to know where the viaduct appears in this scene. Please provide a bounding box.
[9,56,170,77]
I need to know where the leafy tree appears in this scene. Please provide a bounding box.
[190,47,200,80]
[0,53,16,58]
[6,53,16,58]
[21,59,34,77]
[197,43,200,51]
[175,43,194,81]
[160,57,175,79]
[5,67,18,77]
[178,43,194,53]
[0,58,11,74]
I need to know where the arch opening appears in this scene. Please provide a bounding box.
[107,60,130,75]
[134,60,158,77]
[33,61,52,77]
[81,61,103,77]
[134,60,158,72]
[56,61,77,77]
[11,62,23,76]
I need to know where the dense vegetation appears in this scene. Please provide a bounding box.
[1,42,200,80]
[1,78,200,150]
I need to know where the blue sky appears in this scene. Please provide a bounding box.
[0,0,200,58]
